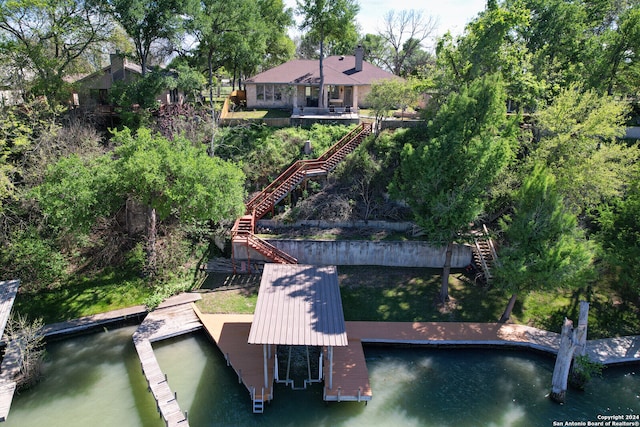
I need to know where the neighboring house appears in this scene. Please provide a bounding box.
[71,54,183,110]
[245,46,401,113]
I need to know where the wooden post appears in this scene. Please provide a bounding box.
[550,302,589,403]
[550,317,575,403]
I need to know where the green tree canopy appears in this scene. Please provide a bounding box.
[530,85,637,214]
[112,127,246,275]
[494,164,594,321]
[0,0,112,102]
[391,74,517,302]
[296,0,359,109]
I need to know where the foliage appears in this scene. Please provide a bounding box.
[391,74,517,302]
[0,227,68,292]
[364,78,421,132]
[494,164,595,297]
[569,354,604,390]
[391,74,517,242]
[597,172,640,295]
[377,9,437,76]
[107,0,190,74]
[0,0,112,102]
[531,85,637,214]
[30,155,117,235]
[112,127,245,275]
[296,0,359,108]
[3,313,45,391]
[109,71,172,128]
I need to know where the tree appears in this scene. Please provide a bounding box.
[494,164,594,322]
[530,85,637,214]
[359,33,389,69]
[378,9,437,76]
[598,171,640,296]
[364,78,420,133]
[435,0,541,110]
[111,127,246,276]
[391,75,517,303]
[296,0,359,109]
[0,0,112,102]
[107,0,189,75]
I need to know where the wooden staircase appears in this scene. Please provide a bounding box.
[472,224,498,285]
[231,123,372,268]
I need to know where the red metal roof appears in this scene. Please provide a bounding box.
[248,264,348,347]
[246,56,399,86]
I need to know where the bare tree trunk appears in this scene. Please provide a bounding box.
[145,205,157,277]
[440,241,453,303]
[208,50,217,157]
[550,302,590,403]
[499,293,518,323]
[318,31,325,109]
[550,317,575,403]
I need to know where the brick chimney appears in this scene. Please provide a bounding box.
[355,45,364,72]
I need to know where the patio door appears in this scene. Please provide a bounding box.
[305,86,319,107]
[344,87,353,107]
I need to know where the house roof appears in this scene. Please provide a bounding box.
[71,60,142,84]
[247,264,348,347]
[246,55,399,86]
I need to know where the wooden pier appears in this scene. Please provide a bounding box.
[193,310,274,412]
[0,279,20,422]
[133,294,203,427]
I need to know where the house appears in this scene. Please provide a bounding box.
[245,46,401,114]
[71,54,183,110]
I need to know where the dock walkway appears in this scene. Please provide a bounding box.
[132,294,203,427]
[193,311,274,411]
[197,314,640,412]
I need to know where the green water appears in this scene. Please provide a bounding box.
[4,327,639,427]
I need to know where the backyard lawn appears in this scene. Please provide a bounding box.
[195,266,639,340]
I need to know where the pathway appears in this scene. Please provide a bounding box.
[132,293,203,427]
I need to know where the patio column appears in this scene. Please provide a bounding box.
[353,86,358,111]
[328,346,334,390]
[292,86,298,109]
[263,344,268,389]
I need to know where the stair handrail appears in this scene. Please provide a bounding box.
[246,233,298,264]
[482,224,499,263]
[245,123,371,216]
[474,238,492,280]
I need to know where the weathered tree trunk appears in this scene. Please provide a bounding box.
[318,31,325,109]
[499,293,518,323]
[440,241,453,303]
[145,205,157,277]
[569,301,590,389]
[550,317,575,403]
[207,50,217,157]
[550,302,589,403]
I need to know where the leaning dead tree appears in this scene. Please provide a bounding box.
[550,301,589,403]
[3,314,45,390]
[378,9,438,76]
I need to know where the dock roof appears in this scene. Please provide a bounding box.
[248,264,347,347]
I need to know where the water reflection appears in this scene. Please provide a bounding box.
[4,329,639,427]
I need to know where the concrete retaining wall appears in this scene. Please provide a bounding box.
[233,239,473,268]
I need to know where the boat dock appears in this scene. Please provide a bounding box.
[132,294,203,427]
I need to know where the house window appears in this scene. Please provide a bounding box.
[265,85,273,102]
[329,85,340,99]
[274,85,283,101]
[170,88,179,104]
[256,84,265,100]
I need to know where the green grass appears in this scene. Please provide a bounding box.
[195,266,639,339]
[14,270,153,324]
[225,109,292,119]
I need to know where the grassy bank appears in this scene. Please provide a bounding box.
[13,265,638,340]
[195,266,639,340]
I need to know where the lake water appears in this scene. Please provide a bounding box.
[4,326,639,427]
